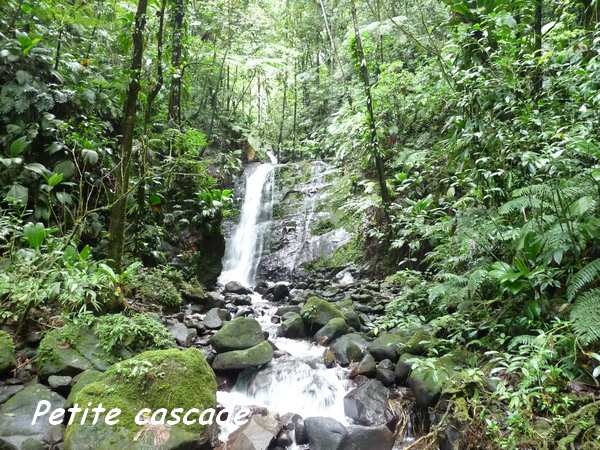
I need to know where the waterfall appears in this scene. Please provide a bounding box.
[218,155,276,287]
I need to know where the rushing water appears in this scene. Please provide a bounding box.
[217,158,352,443]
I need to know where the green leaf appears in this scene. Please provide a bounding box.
[25,162,49,176]
[55,192,72,204]
[5,184,28,205]
[54,160,75,179]
[23,222,46,249]
[82,149,99,165]
[10,136,30,156]
[47,172,64,187]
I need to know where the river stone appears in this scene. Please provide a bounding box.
[351,353,376,378]
[408,353,464,408]
[395,353,423,385]
[337,299,361,330]
[331,333,368,366]
[64,348,217,450]
[367,332,405,362]
[404,329,435,356]
[226,414,282,450]
[209,317,264,352]
[338,425,395,450]
[66,369,103,407]
[375,360,396,387]
[0,331,16,374]
[0,385,23,405]
[205,291,227,310]
[278,313,307,339]
[224,281,252,295]
[301,297,345,331]
[211,341,273,371]
[227,294,252,306]
[304,417,348,450]
[48,375,72,395]
[0,384,65,450]
[203,307,231,329]
[315,318,349,345]
[275,305,301,316]
[168,321,197,346]
[271,282,290,301]
[344,379,392,426]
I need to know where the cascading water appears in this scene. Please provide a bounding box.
[218,154,276,288]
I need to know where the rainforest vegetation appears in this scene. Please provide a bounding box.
[2,0,600,449]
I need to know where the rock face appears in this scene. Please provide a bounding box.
[301,297,345,331]
[226,414,282,450]
[209,317,264,352]
[64,348,217,450]
[304,417,348,450]
[0,331,16,374]
[0,384,65,450]
[331,333,368,366]
[211,341,273,371]
[344,379,392,426]
[224,281,252,295]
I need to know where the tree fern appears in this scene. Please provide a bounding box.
[567,259,600,301]
[570,288,600,345]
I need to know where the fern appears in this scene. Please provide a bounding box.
[567,259,600,301]
[570,288,600,345]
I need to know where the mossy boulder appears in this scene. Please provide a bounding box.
[0,331,16,374]
[211,341,273,371]
[367,332,406,362]
[315,318,349,345]
[209,317,264,353]
[407,353,467,408]
[278,313,307,339]
[66,369,103,407]
[64,348,217,450]
[0,384,65,450]
[301,297,345,331]
[337,299,361,330]
[403,329,435,356]
[331,333,368,366]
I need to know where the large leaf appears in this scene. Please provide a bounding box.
[23,222,46,249]
[10,136,30,156]
[5,184,28,205]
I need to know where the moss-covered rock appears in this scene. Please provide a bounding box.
[278,313,307,339]
[66,369,103,407]
[407,353,466,408]
[64,348,217,450]
[367,332,406,362]
[211,341,273,371]
[0,331,16,374]
[209,317,264,353]
[315,318,349,345]
[331,333,369,366]
[301,297,345,331]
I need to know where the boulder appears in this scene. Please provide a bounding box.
[350,353,376,378]
[66,369,103,407]
[271,283,290,301]
[0,385,23,405]
[331,333,368,366]
[344,379,393,426]
[338,425,395,450]
[209,317,264,353]
[224,281,252,295]
[211,341,273,371]
[0,331,16,374]
[168,322,197,347]
[404,329,435,356]
[408,353,464,408]
[275,305,301,316]
[277,313,307,339]
[395,353,423,385]
[366,332,405,362]
[375,360,396,387]
[48,375,72,396]
[64,348,217,450]
[315,318,349,345]
[203,308,231,329]
[226,414,282,450]
[337,300,361,330]
[0,384,65,450]
[227,294,252,306]
[301,297,345,331]
[304,417,348,450]
[205,291,227,310]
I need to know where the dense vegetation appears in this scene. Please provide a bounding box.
[2,0,600,448]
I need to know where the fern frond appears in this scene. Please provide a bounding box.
[499,196,542,215]
[467,268,489,299]
[567,259,600,301]
[570,288,600,345]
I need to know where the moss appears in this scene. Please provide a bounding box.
[65,348,217,440]
[129,267,182,308]
[308,238,362,270]
[0,330,16,373]
[301,296,345,329]
[310,217,336,235]
[209,317,264,352]
[211,341,274,371]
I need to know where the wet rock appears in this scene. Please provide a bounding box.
[48,375,72,396]
[212,341,274,371]
[66,369,103,407]
[331,333,368,366]
[375,360,396,387]
[301,296,345,331]
[304,417,348,450]
[205,291,227,310]
[366,332,405,362]
[255,281,269,295]
[0,384,65,450]
[350,353,376,378]
[168,322,197,347]
[226,414,282,450]
[339,425,395,450]
[335,270,355,287]
[404,329,435,356]
[0,385,23,405]
[271,282,290,301]
[227,294,253,306]
[224,281,252,295]
[234,306,255,318]
[275,305,301,316]
[408,353,463,408]
[210,317,265,353]
[323,349,336,368]
[344,379,393,426]
[395,353,423,385]
[203,308,232,330]
[0,331,16,374]
[315,318,349,345]
[278,313,307,339]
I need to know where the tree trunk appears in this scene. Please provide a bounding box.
[533,0,543,98]
[292,59,298,156]
[277,72,288,160]
[168,0,185,125]
[350,0,390,207]
[108,0,149,270]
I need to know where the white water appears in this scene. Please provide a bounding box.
[218,155,276,288]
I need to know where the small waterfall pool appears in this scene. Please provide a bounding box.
[216,158,354,444]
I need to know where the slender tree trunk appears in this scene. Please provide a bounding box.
[351,0,390,206]
[168,0,185,125]
[54,26,63,70]
[108,0,149,270]
[292,59,298,156]
[277,72,288,160]
[533,0,543,98]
